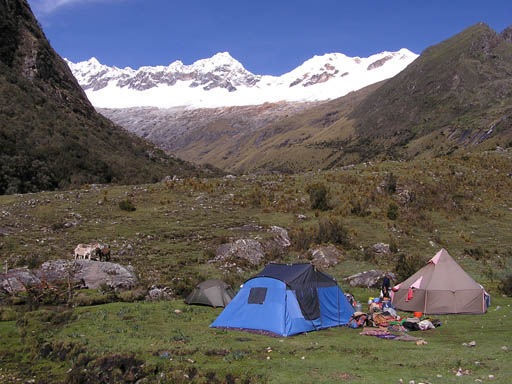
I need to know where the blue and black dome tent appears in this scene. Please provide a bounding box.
[210,263,354,336]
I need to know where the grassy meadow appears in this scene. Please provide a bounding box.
[1,151,512,383]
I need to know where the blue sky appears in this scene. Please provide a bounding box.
[28,0,511,75]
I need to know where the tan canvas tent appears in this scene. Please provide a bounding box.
[391,249,489,314]
[185,280,234,308]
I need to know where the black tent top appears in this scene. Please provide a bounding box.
[253,263,338,321]
[255,263,336,290]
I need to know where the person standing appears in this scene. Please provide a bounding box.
[381,272,392,298]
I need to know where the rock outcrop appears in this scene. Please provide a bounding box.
[308,245,343,269]
[214,239,265,265]
[0,259,137,294]
[343,270,395,288]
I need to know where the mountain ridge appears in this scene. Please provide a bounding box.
[0,0,219,194]
[67,49,418,109]
[99,22,512,174]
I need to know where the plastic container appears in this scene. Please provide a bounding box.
[354,303,363,312]
[373,298,381,303]
[414,312,423,318]
[368,297,374,304]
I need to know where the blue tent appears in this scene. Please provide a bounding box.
[210,263,354,336]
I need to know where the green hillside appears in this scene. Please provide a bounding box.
[171,23,512,173]
[0,0,218,195]
[348,23,512,160]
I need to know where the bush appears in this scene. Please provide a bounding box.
[499,274,512,296]
[248,185,265,208]
[118,287,147,302]
[118,199,136,212]
[290,226,316,251]
[387,202,399,220]
[383,172,397,194]
[316,215,351,248]
[306,183,330,211]
[394,253,427,282]
[0,307,17,321]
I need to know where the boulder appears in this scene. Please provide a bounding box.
[372,243,391,255]
[0,268,41,295]
[396,188,413,205]
[269,226,291,248]
[308,245,343,269]
[146,285,174,301]
[36,259,137,290]
[214,239,265,265]
[343,270,395,288]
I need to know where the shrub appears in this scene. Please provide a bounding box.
[350,198,370,217]
[383,172,397,194]
[118,287,147,302]
[465,246,485,260]
[118,199,136,212]
[306,183,330,211]
[290,226,315,251]
[247,185,265,208]
[0,307,17,321]
[499,274,512,296]
[316,215,351,248]
[394,253,427,282]
[387,202,399,220]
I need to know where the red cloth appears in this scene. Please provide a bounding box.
[406,288,414,301]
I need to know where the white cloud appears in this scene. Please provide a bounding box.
[28,0,121,15]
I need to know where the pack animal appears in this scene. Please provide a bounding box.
[97,246,111,262]
[74,244,94,260]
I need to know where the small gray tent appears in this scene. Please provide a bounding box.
[185,280,235,308]
[391,249,489,314]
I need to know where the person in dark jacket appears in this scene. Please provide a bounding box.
[381,273,392,298]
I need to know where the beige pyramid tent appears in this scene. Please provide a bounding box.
[185,280,235,308]
[391,249,489,314]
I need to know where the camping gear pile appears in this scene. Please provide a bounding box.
[347,295,443,343]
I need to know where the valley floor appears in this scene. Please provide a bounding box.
[1,152,511,382]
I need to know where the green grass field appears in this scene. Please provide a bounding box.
[1,152,512,383]
[1,292,511,383]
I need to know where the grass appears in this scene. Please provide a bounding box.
[2,293,511,383]
[1,152,512,382]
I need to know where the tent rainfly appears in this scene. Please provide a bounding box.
[391,249,490,314]
[210,263,354,336]
[185,280,234,308]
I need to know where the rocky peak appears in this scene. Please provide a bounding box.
[501,25,512,43]
[66,48,418,109]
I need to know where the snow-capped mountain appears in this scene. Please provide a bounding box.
[66,50,418,109]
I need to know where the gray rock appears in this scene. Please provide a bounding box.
[372,243,391,255]
[0,268,42,294]
[214,239,265,265]
[269,226,291,248]
[343,270,395,288]
[36,259,137,290]
[309,245,342,269]
[0,227,12,237]
[396,188,413,205]
[146,285,174,301]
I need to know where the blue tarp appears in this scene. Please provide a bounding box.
[210,267,354,336]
